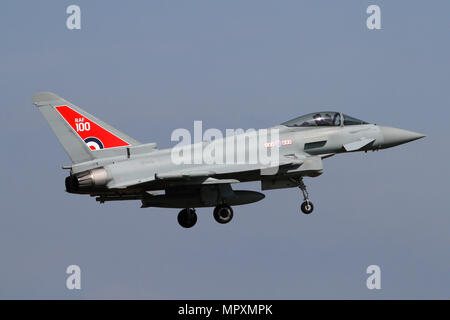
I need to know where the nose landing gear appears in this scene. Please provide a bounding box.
[300,200,314,214]
[298,178,314,214]
[291,177,314,214]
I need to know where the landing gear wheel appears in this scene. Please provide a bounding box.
[177,208,197,228]
[213,205,233,224]
[290,177,315,215]
[301,201,314,214]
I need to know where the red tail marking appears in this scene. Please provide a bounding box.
[55,105,130,149]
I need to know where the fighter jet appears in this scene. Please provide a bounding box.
[33,92,425,228]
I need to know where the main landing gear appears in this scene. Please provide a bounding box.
[177,208,197,228]
[177,204,234,228]
[291,177,314,214]
[213,205,234,224]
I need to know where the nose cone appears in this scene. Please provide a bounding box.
[379,126,425,148]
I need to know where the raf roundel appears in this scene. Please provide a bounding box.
[84,137,104,150]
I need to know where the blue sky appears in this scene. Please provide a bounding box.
[0,0,449,298]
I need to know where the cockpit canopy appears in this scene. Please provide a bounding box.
[281,112,368,127]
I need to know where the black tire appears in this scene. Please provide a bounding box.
[301,201,314,214]
[177,208,197,228]
[213,205,233,224]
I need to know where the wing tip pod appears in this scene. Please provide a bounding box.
[32,92,63,107]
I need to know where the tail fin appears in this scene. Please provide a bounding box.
[32,92,140,164]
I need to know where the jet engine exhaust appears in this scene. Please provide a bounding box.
[65,168,109,192]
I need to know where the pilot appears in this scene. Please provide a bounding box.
[332,113,341,126]
[323,113,333,126]
[313,113,323,126]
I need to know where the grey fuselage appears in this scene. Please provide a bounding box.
[66,121,420,201]
[33,92,424,209]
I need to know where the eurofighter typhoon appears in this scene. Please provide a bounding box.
[33,92,425,228]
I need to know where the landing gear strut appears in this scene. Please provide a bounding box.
[177,208,197,228]
[213,205,233,224]
[293,177,314,214]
